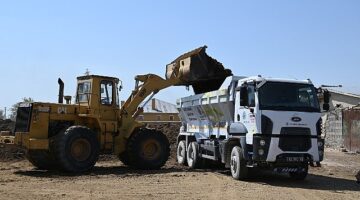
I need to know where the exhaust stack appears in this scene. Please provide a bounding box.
[58,78,64,104]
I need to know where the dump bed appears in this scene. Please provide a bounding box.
[177,76,242,138]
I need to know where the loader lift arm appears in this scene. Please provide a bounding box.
[118,73,181,135]
[117,46,232,138]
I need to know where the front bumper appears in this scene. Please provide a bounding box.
[14,132,49,150]
[252,134,324,163]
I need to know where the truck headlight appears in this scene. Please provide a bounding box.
[260,140,266,146]
[258,149,265,156]
[318,141,323,147]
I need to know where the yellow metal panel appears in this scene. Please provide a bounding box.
[29,139,49,150]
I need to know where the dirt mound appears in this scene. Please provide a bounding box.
[0,144,25,161]
[0,119,15,132]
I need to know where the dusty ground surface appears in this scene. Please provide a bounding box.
[0,149,359,200]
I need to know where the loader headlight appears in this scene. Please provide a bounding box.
[260,140,266,146]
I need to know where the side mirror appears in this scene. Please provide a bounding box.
[323,90,330,111]
[119,81,123,91]
[240,86,249,107]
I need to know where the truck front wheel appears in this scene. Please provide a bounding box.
[289,165,308,180]
[177,140,187,165]
[230,146,248,180]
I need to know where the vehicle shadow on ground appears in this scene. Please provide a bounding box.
[217,169,360,192]
[13,165,195,178]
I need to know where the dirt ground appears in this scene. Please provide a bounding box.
[0,149,359,200]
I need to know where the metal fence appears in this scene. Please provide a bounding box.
[343,108,360,153]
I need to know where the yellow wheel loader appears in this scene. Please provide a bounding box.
[2,46,231,172]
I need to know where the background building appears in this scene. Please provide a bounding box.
[136,98,180,122]
[319,90,360,152]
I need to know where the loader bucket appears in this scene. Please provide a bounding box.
[166,46,232,94]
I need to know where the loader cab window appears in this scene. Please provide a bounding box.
[100,81,113,105]
[77,82,91,103]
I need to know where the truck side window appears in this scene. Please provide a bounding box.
[101,81,113,105]
[248,85,256,107]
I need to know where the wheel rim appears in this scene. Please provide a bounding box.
[70,138,91,162]
[142,139,161,160]
[231,154,238,175]
[177,143,185,159]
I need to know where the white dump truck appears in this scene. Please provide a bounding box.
[176,75,329,180]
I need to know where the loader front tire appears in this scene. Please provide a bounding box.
[53,126,100,173]
[127,128,170,170]
[27,150,57,170]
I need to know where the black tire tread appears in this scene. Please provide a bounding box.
[127,128,170,170]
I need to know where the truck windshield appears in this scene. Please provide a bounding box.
[258,82,320,112]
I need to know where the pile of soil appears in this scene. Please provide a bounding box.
[0,144,25,161]
[0,119,14,132]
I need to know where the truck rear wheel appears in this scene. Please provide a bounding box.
[26,150,57,170]
[176,140,187,165]
[230,146,248,180]
[187,142,201,169]
[289,165,308,180]
[127,128,170,170]
[53,126,100,173]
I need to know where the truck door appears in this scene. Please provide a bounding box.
[238,83,258,144]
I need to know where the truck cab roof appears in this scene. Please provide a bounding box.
[239,76,313,85]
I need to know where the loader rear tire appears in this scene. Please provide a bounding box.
[53,126,100,173]
[127,128,170,170]
[118,151,130,166]
[27,150,57,170]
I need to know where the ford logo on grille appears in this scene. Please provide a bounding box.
[291,117,302,122]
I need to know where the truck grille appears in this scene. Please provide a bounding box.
[279,127,311,152]
[15,105,32,132]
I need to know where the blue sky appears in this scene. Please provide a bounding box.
[0,0,359,113]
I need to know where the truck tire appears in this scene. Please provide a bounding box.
[127,128,170,170]
[176,140,187,165]
[187,142,201,169]
[26,150,57,170]
[289,165,308,180]
[230,146,248,180]
[53,126,100,173]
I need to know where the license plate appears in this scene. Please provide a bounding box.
[286,157,304,162]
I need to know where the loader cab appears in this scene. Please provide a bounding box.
[76,75,122,119]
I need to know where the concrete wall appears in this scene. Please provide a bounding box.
[324,109,343,148]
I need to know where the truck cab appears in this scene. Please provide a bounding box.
[176,76,325,180]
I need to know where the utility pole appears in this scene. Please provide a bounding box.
[4,107,6,119]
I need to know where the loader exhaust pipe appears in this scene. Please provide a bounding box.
[58,78,64,104]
